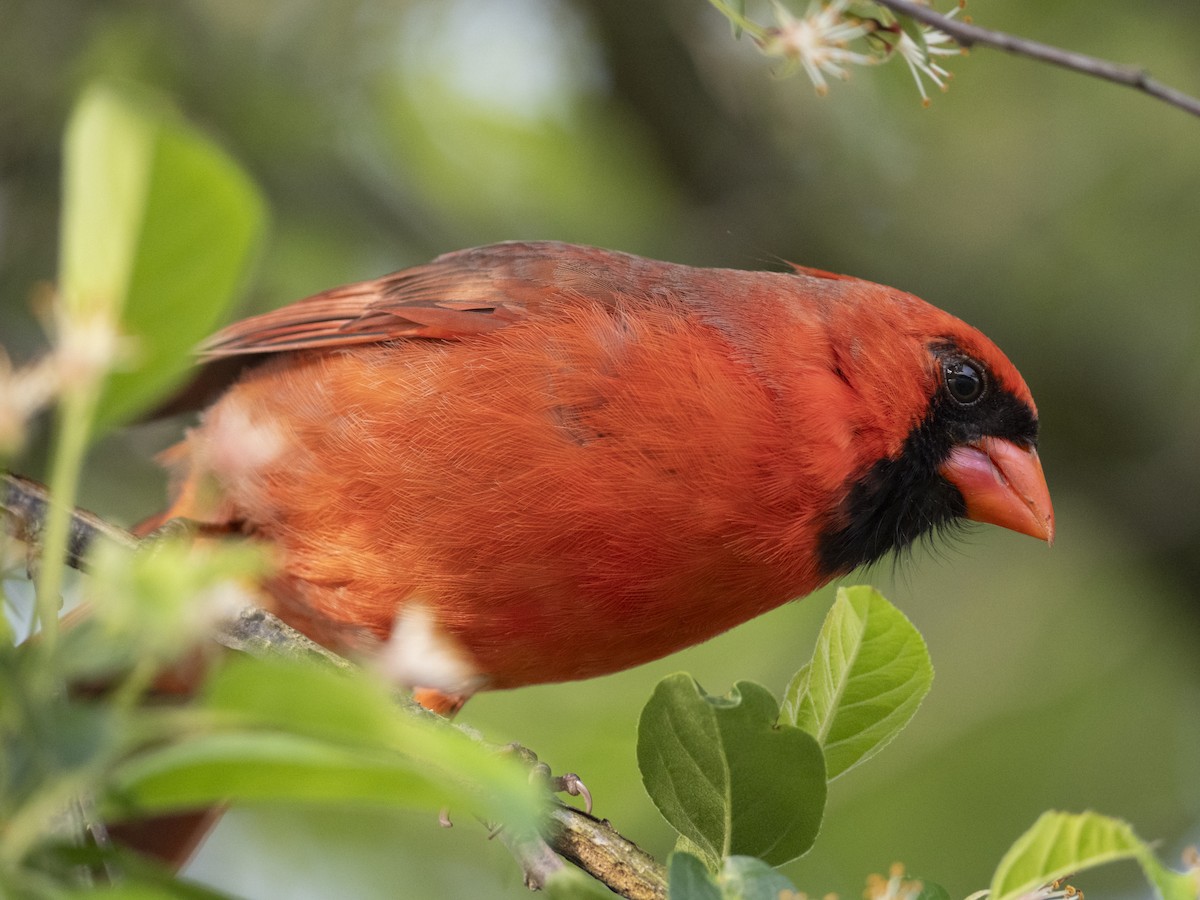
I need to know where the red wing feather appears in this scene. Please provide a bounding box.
[200,277,527,357]
[199,241,662,359]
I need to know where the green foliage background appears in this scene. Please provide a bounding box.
[2,0,1198,897]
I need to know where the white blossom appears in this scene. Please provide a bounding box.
[759,0,876,95]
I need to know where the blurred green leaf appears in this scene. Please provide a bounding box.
[103,658,540,831]
[69,889,226,900]
[990,811,1197,900]
[729,0,746,39]
[65,538,269,681]
[638,674,825,868]
[0,701,118,816]
[912,879,952,900]
[784,586,932,780]
[98,107,264,428]
[43,841,237,899]
[668,852,803,900]
[104,729,475,814]
[201,655,416,747]
[59,84,155,321]
[59,879,234,900]
[718,856,801,900]
[669,851,722,900]
[60,83,266,433]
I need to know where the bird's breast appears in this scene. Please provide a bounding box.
[178,300,851,687]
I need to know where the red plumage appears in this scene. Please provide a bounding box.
[162,241,1053,710]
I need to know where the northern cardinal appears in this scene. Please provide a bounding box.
[157,240,1053,716]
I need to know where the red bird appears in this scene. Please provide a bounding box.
[163,241,1053,714]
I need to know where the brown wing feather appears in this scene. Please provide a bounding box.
[200,241,670,359]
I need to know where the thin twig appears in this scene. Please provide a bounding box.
[212,607,357,675]
[493,825,568,891]
[2,471,671,899]
[3,472,139,568]
[874,0,1200,119]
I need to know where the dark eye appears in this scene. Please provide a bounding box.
[944,357,986,405]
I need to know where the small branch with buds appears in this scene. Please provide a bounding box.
[1,472,668,900]
[709,0,1200,120]
[873,0,1200,118]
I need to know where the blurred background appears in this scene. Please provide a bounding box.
[2,0,1198,897]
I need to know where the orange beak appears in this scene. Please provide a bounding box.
[939,437,1055,544]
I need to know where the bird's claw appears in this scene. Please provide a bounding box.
[438,744,594,832]
[547,771,592,815]
[526,756,593,815]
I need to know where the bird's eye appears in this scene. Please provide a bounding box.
[944,358,986,405]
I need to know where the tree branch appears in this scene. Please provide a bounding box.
[3,472,139,567]
[546,806,668,900]
[1,471,669,899]
[875,0,1200,120]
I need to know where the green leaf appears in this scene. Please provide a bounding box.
[104,730,466,813]
[59,85,156,321]
[780,662,809,725]
[42,842,237,899]
[105,658,540,832]
[639,675,726,866]
[729,0,746,38]
[68,538,269,680]
[912,879,952,900]
[60,83,267,432]
[669,852,722,900]
[59,886,233,900]
[785,586,932,780]
[203,657,448,755]
[638,674,826,868]
[990,811,1198,900]
[668,854,803,900]
[719,856,800,900]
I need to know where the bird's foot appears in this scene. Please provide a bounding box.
[503,743,593,815]
[437,745,592,831]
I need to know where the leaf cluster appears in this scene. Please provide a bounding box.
[634,587,1196,900]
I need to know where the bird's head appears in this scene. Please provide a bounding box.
[781,272,1055,575]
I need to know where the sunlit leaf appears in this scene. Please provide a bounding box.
[990,811,1198,900]
[785,586,932,780]
[780,662,810,725]
[60,83,266,433]
[59,85,155,321]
